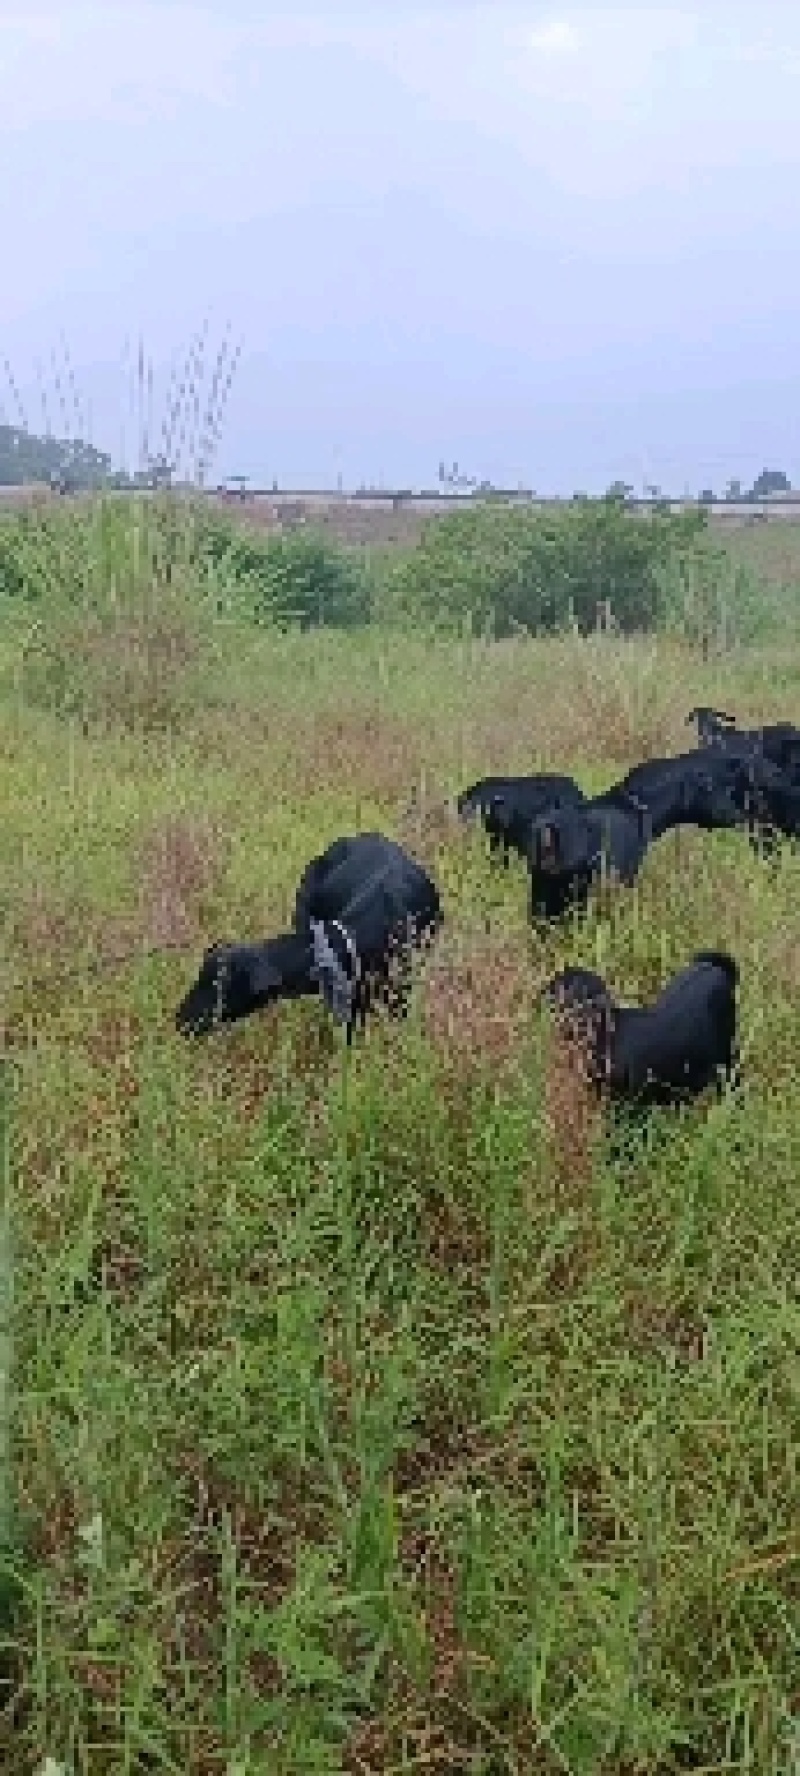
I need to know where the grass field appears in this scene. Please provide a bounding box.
[0,504,798,1773]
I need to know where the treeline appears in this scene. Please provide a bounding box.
[0,424,116,489]
[0,424,175,492]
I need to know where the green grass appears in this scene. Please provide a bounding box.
[0,500,797,1773]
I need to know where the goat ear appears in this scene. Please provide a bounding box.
[539,822,557,862]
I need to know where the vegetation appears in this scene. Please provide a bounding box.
[4,490,790,649]
[194,509,373,630]
[0,492,797,1772]
[379,496,720,638]
[0,424,112,492]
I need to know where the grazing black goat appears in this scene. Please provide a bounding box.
[753,773,800,839]
[687,706,800,775]
[734,759,800,849]
[175,832,442,1042]
[684,721,800,847]
[540,950,739,1107]
[525,795,652,920]
[610,754,745,836]
[457,773,586,863]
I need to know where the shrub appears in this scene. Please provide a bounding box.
[380,496,712,637]
[195,517,373,630]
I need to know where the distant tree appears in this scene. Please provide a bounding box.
[699,488,715,504]
[725,478,742,502]
[749,467,791,499]
[605,480,634,502]
[0,422,112,488]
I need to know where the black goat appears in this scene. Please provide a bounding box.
[681,744,800,849]
[687,706,800,775]
[175,832,442,1042]
[744,766,800,846]
[526,795,651,920]
[611,754,745,836]
[457,773,586,863]
[540,950,739,1107]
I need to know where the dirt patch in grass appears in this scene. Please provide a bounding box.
[343,1531,483,1776]
[421,1192,492,1287]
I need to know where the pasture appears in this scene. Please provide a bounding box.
[0,499,798,1773]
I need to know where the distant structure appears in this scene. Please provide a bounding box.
[438,458,483,495]
[749,467,792,499]
[218,474,249,500]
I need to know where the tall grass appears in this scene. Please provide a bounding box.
[0,454,797,1769]
[0,1059,14,1567]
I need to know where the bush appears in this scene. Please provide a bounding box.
[379,496,713,637]
[195,516,373,630]
[0,493,375,641]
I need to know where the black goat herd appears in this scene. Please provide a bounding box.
[175,706,800,1119]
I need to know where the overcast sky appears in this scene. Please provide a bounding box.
[1,2,798,493]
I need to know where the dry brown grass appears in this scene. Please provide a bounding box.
[18,602,205,736]
[289,705,431,805]
[5,813,228,1044]
[421,926,534,1083]
[136,812,226,951]
[456,639,684,776]
[541,1020,604,1210]
[81,609,202,732]
[395,783,462,875]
